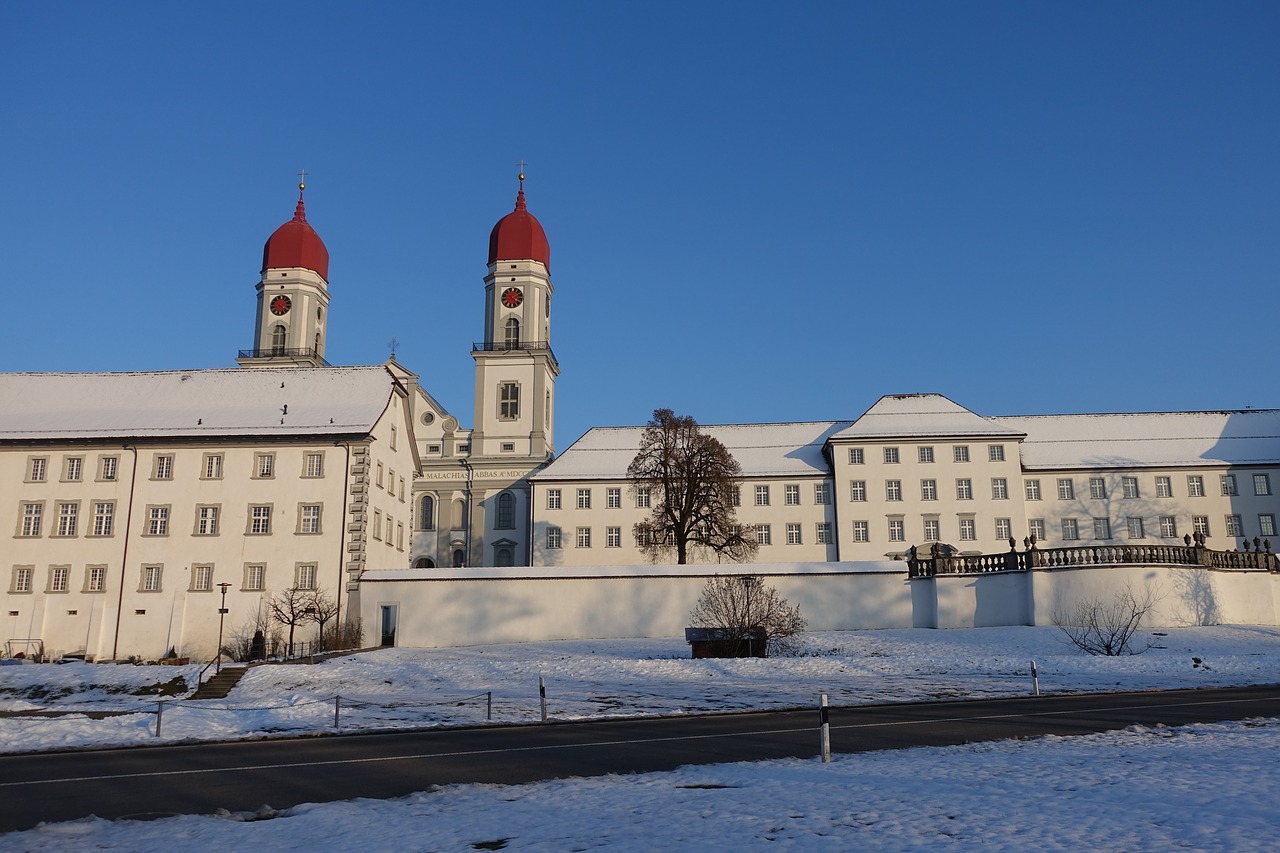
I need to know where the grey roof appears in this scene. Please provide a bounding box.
[0,366,401,441]
[532,421,852,481]
[831,394,1025,441]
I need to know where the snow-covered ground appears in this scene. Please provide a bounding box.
[3,626,1279,850]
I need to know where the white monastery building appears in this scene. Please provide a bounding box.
[2,174,1279,659]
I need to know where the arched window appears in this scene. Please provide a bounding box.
[314,331,321,356]
[271,324,287,355]
[452,549,465,568]
[419,496,435,531]
[495,547,514,567]
[451,498,466,530]
[412,557,435,569]
[504,317,520,349]
[496,492,515,529]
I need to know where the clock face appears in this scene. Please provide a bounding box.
[501,287,523,309]
[269,294,292,316]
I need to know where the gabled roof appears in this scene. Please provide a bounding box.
[532,421,853,481]
[993,410,1280,470]
[0,366,402,441]
[831,394,1025,441]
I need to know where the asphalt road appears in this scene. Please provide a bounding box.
[1,684,1276,833]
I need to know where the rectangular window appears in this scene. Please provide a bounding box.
[635,528,651,548]
[141,564,163,592]
[989,445,1005,462]
[203,454,223,480]
[576,527,591,548]
[1089,477,1107,500]
[91,502,114,536]
[12,566,34,594]
[147,505,169,536]
[86,565,106,593]
[547,489,561,510]
[1057,479,1074,501]
[606,526,621,547]
[786,523,802,545]
[784,484,800,506]
[888,519,905,542]
[1156,476,1172,498]
[386,515,394,543]
[1187,475,1204,497]
[755,485,770,506]
[885,480,902,501]
[731,486,741,507]
[1122,477,1139,499]
[250,505,271,535]
[1221,474,1238,496]
[501,442,515,452]
[300,504,322,534]
[850,480,867,502]
[636,487,651,509]
[848,448,864,465]
[995,517,1012,540]
[959,518,977,541]
[1259,515,1276,537]
[1025,480,1041,501]
[1159,516,1178,538]
[816,522,832,544]
[606,488,621,509]
[991,478,1008,500]
[243,564,265,591]
[1226,514,1244,537]
[918,446,934,463]
[196,505,220,536]
[296,563,317,590]
[20,503,43,537]
[255,453,275,479]
[755,524,772,546]
[920,479,937,501]
[1093,517,1112,539]
[56,502,78,537]
[1127,517,1146,539]
[1193,516,1210,537]
[49,566,70,593]
[546,526,562,549]
[1061,518,1079,540]
[191,564,213,592]
[390,426,398,451]
[577,488,592,509]
[956,479,973,500]
[923,518,940,541]
[1254,474,1271,496]
[99,455,118,481]
[814,482,831,505]
[1029,519,1046,542]
[884,447,899,464]
[852,520,870,542]
[154,455,173,480]
[396,521,404,550]
[64,457,83,482]
[499,382,520,420]
[376,462,385,489]
[304,452,324,478]
[953,446,970,463]
[28,457,47,482]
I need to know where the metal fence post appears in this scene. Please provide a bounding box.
[155,701,164,738]
[819,693,831,763]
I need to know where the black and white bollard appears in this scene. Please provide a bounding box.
[334,695,342,730]
[155,701,164,738]
[487,690,493,721]
[539,676,548,722]
[819,693,831,763]
[1030,660,1040,696]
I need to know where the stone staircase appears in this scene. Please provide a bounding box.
[189,666,249,700]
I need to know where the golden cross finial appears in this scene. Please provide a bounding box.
[297,168,308,191]
[516,160,527,182]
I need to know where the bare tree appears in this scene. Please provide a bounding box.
[1053,585,1159,656]
[306,589,340,651]
[267,587,313,656]
[689,575,806,656]
[628,409,757,564]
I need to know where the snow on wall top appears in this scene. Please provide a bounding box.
[0,366,400,441]
[993,409,1280,470]
[533,421,853,481]
[832,393,1025,440]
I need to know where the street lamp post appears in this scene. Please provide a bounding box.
[216,582,232,673]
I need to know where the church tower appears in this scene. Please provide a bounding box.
[471,171,558,458]
[237,179,331,368]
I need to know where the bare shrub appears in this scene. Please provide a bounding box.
[1053,585,1159,656]
[689,575,806,656]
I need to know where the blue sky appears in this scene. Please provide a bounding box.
[3,2,1277,449]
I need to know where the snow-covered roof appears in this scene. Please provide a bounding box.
[832,394,1025,441]
[532,421,853,481]
[361,560,905,581]
[993,410,1280,470]
[0,366,402,441]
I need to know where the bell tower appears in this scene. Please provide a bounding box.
[238,176,331,368]
[471,171,557,458]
